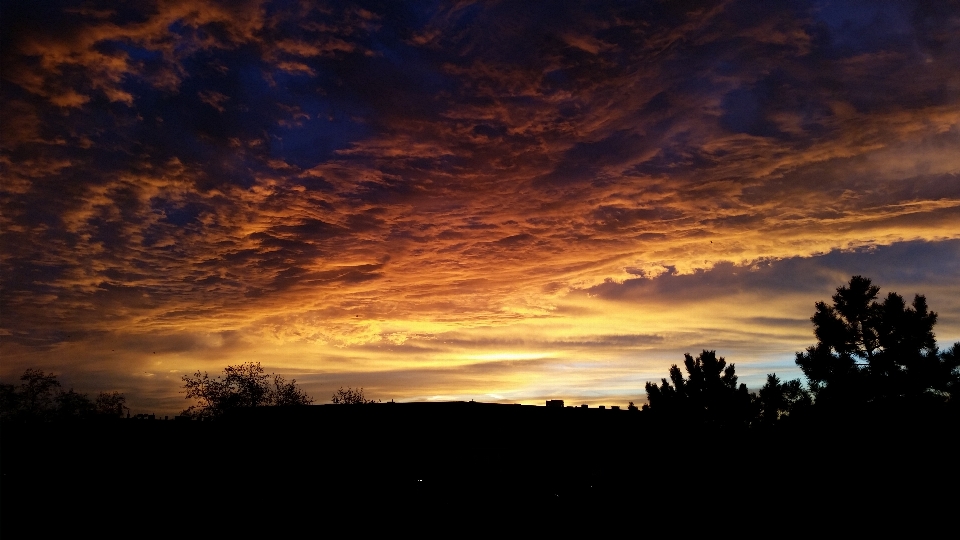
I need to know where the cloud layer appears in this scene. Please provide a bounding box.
[3,0,959,414]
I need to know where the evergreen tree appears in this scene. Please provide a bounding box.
[795,275,957,405]
[754,374,811,427]
[644,350,752,428]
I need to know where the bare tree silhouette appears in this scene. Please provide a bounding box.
[181,362,312,418]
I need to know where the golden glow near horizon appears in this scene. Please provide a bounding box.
[2,1,960,415]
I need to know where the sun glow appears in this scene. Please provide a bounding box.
[459,352,558,362]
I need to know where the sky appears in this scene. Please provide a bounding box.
[2,0,959,416]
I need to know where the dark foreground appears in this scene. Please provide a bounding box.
[3,402,957,533]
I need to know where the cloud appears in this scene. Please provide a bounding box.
[2,1,959,412]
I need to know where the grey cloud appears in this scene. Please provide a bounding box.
[586,239,960,303]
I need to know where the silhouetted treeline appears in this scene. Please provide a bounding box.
[642,276,960,430]
[4,398,957,533]
[7,276,955,429]
[0,369,127,423]
[3,275,959,532]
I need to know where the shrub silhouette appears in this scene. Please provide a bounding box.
[331,386,376,404]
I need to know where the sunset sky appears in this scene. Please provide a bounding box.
[2,0,959,416]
